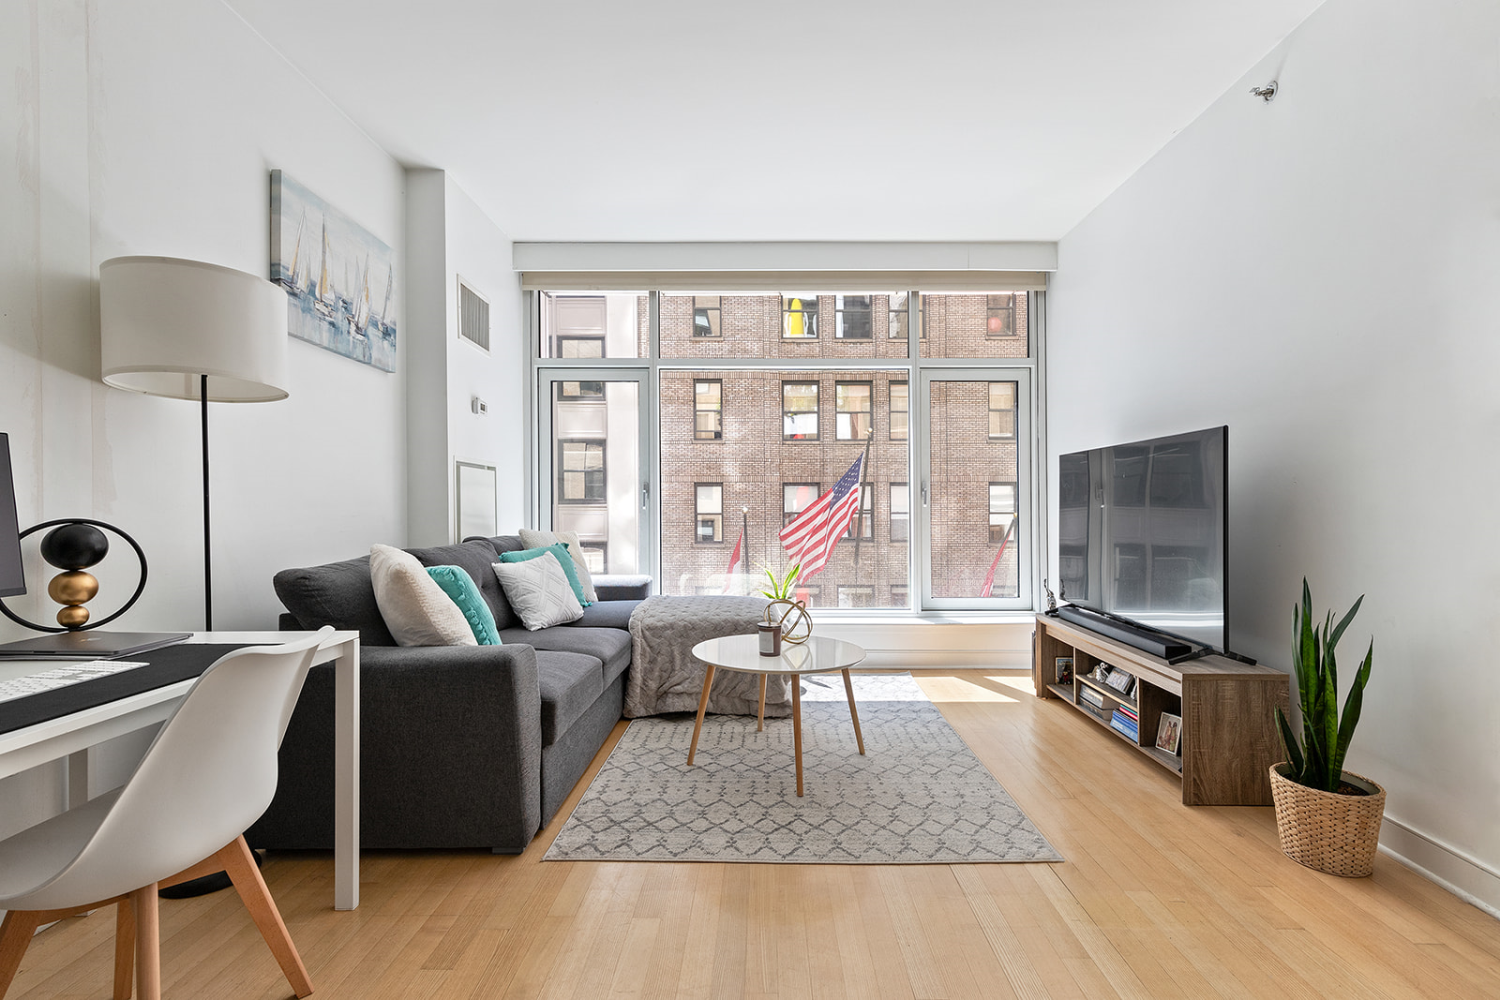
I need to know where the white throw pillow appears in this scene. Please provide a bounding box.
[518,527,598,603]
[493,555,584,630]
[369,544,477,647]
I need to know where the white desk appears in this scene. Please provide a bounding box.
[0,630,362,910]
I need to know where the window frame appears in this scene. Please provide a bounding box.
[692,295,723,339]
[693,378,723,441]
[781,380,821,441]
[782,294,820,340]
[842,483,873,541]
[986,293,1019,339]
[889,381,908,441]
[988,481,1017,543]
[834,294,874,340]
[529,285,1041,616]
[557,438,606,504]
[835,381,873,441]
[890,481,909,543]
[988,381,1017,441]
[695,482,724,544]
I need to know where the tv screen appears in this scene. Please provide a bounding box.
[0,433,24,598]
[1058,426,1228,652]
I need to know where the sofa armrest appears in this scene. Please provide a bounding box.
[248,642,543,852]
[594,574,651,601]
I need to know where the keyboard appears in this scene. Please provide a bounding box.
[0,660,149,704]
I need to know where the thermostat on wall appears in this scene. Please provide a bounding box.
[471,396,488,415]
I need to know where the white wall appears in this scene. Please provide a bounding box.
[1048,0,1500,912]
[406,169,524,545]
[0,0,407,836]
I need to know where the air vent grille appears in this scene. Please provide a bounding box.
[459,282,490,352]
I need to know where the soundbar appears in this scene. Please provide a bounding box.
[1053,605,1193,661]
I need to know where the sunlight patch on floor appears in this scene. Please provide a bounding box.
[913,671,1026,703]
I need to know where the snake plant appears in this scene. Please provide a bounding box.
[759,563,802,601]
[1275,580,1374,793]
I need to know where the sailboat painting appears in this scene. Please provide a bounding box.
[270,170,397,372]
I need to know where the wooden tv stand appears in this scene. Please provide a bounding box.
[1033,613,1290,805]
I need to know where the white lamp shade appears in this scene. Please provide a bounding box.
[100,256,290,402]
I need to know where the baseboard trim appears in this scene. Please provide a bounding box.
[858,649,1031,670]
[1379,813,1500,920]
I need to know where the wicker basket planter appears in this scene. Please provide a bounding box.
[1269,763,1386,877]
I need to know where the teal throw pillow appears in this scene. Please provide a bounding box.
[425,566,501,645]
[499,543,592,607]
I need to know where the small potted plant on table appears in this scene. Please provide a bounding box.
[1271,580,1385,877]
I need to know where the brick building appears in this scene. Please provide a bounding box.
[541,291,1026,607]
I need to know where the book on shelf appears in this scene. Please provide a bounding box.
[1116,703,1139,724]
[1079,687,1106,711]
[1110,714,1139,740]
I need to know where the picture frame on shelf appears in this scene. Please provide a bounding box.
[1156,712,1182,755]
[1054,656,1073,684]
[1104,667,1136,697]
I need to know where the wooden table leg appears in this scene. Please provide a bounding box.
[841,668,865,755]
[757,674,768,732]
[687,664,717,766]
[792,673,803,796]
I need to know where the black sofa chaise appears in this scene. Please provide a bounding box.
[247,535,647,854]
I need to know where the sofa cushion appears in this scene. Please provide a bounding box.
[371,545,478,647]
[497,624,632,688]
[407,540,518,630]
[535,650,603,746]
[274,556,396,646]
[570,601,640,631]
[426,566,501,644]
[519,528,599,603]
[499,543,592,607]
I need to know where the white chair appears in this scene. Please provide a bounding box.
[0,628,333,999]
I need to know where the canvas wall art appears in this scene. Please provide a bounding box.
[270,169,396,372]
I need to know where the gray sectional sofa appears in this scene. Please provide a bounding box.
[246,535,647,854]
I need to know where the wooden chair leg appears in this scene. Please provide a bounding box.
[114,898,136,1000]
[129,885,160,1000]
[218,837,313,998]
[0,910,43,998]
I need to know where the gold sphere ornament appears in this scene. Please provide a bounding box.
[56,604,91,628]
[48,571,99,606]
[764,599,813,645]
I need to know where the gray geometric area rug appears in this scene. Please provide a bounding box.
[545,672,1062,864]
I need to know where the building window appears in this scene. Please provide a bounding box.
[835,382,872,440]
[559,441,605,502]
[783,483,820,527]
[791,583,821,606]
[890,482,909,543]
[986,294,1018,338]
[782,294,819,339]
[558,336,604,359]
[835,295,873,339]
[695,483,723,543]
[989,482,1016,542]
[843,484,873,540]
[890,584,908,608]
[889,381,908,440]
[989,382,1016,440]
[692,295,722,338]
[694,380,722,440]
[837,584,874,608]
[581,545,606,574]
[557,380,604,399]
[888,292,909,339]
[782,381,819,440]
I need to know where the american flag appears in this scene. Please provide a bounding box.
[778,453,865,580]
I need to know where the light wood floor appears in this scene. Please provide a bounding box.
[9,669,1500,999]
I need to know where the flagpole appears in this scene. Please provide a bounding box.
[741,507,749,595]
[850,427,874,587]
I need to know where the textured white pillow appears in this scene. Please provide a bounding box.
[518,527,598,602]
[492,554,584,630]
[369,544,477,647]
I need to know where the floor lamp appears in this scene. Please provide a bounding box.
[100,256,289,631]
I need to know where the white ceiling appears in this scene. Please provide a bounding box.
[227,0,1324,242]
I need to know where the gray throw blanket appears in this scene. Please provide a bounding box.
[625,596,792,718]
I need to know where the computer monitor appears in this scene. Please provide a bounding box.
[0,434,24,598]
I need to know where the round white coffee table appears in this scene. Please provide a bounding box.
[688,634,867,797]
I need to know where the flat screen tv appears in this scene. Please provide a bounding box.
[1057,426,1229,654]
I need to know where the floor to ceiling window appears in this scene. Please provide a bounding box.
[533,286,1038,612]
